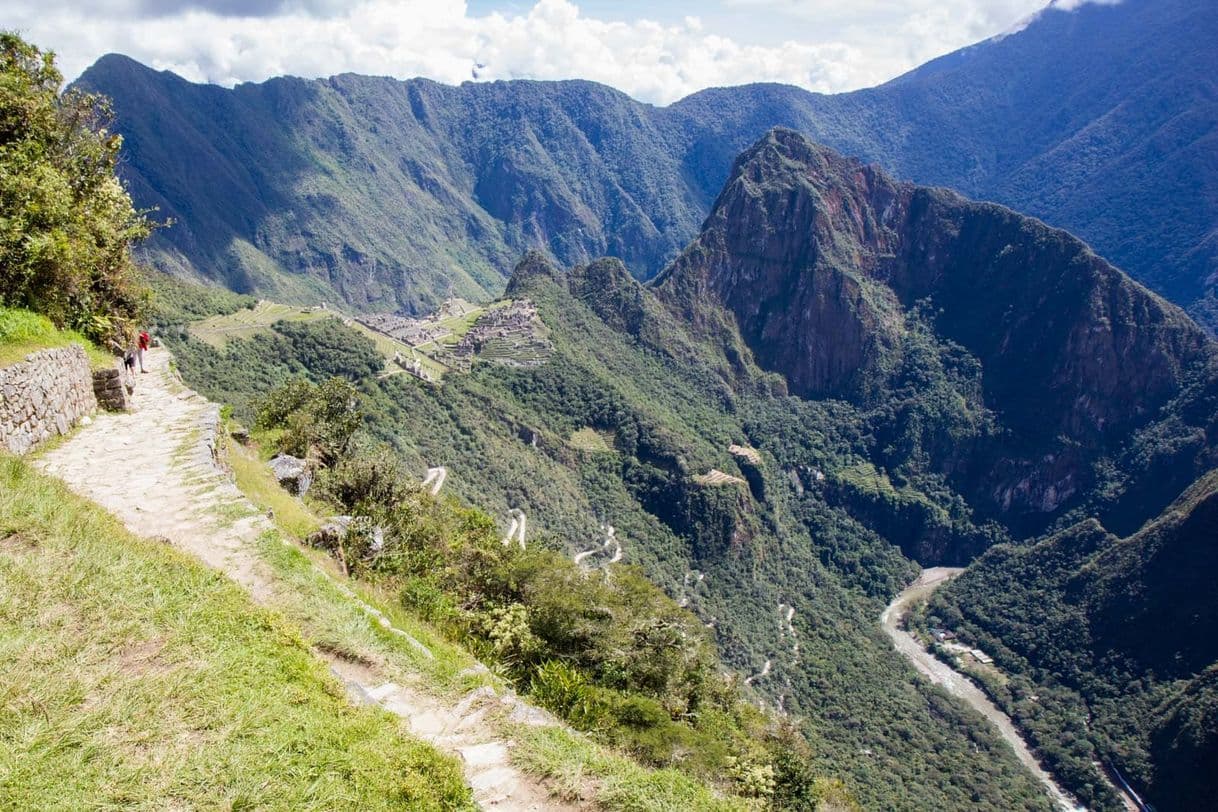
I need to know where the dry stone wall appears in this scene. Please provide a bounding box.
[0,345,98,455]
[93,364,134,410]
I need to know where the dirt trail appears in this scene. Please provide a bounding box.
[36,348,571,811]
[881,567,1083,811]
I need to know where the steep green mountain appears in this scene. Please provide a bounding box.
[76,0,1218,326]
[160,260,1055,811]
[657,128,1217,544]
[928,470,1218,812]
[648,127,1218,811]
[158,124,1218,809]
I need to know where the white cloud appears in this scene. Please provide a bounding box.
[3,0,1117,104]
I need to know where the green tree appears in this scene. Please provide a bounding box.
[0,32,152,343]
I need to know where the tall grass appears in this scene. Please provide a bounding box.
[0,455,473,810]
[0,306,112,368]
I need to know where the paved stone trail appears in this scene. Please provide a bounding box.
[36,348,570,811]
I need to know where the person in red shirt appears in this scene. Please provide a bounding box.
[137,329,151,373]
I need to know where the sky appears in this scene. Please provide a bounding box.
[4,1,1112,104]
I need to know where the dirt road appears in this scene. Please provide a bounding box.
[881,567,1082,811]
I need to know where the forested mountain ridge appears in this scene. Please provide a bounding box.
[76,0,1218,328]
[157,123,1217,808]
[657,128,1217,542]
[929,470,1218,811]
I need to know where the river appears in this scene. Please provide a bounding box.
[881,567,1085,811]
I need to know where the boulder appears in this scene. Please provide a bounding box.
[269,453,312,496]
[307,515,352,550]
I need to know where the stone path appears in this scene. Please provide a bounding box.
[36,348,571,811]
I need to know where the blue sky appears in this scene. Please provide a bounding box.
[4,1,1108,104]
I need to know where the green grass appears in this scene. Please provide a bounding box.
[0,455,473,810]
[221,424,489,690]
[188,300,458,380]
[227,430,321,540]
[512,726,747,811]
[350,323,451,380]
[188,300,332,348]
[0,307,112,369]
[568,427,615,453]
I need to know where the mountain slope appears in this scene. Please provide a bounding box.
[156,255,1064,810]
[657,128,1217,539]
[77,0,1218,325]
[930,470,1218,811]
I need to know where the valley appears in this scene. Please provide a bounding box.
[147,126,1217,810]
[4,6,1218,809]
[880,568,1082,811]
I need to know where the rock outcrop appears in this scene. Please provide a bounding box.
[657,128,1216,525]
[269,453,312,496]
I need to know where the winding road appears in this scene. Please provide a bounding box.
[881,567,1083,812]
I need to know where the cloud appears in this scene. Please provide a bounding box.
[3,0,1112,104]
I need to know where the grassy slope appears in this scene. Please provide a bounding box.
[0,307,112,369]
[0,455,472,810]
[223,431,751,811]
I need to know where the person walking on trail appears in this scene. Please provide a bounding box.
[137,329,151,373]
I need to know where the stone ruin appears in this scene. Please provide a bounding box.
[444,300,552,368]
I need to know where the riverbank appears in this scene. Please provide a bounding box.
[881,567,1083,811]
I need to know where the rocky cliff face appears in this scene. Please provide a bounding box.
[657,128,1216,525]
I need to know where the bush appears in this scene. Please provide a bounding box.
[256,377,362,463]
[482,603,543,665]
[314,446,411,511]
[0,33,152,344]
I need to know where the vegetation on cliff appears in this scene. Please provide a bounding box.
[926,472,1218,811]
[158,121,1218,809]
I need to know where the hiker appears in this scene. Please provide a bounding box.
[137,329,151,373]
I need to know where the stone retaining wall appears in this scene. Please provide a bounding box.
[0,345,98,455]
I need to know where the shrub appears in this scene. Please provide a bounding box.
[314,446,410,511]
[725,755,776,799]
[256,377,362,463]
[0,33,153,344]
[483,603,543,666]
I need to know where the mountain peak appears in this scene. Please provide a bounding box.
[504,250,563,296]
[659,127,1213,527]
